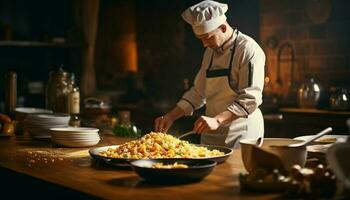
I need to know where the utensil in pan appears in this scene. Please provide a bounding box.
[178,131,200,144]
[178,131,195,139]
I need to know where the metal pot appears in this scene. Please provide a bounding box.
[83,97,111,116]
[240,138,307,173]
[329,87,349,110]
[298,77,321,108]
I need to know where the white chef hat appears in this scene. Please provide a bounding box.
[182,0,228,35]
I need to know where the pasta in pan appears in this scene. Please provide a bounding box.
[98,132,224,159]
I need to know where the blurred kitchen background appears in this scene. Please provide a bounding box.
[0,0,349,137]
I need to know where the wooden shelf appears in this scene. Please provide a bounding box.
[0,40,81,48]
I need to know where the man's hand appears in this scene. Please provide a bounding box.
[193,116,220,134]
[154,115,174,133]
[193,111,238,134]
[154,106,186,133]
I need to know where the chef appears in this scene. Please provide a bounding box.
[154,0,265,148]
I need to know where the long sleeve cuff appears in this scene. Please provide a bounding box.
[227,101,250,118]
[176,98,195,116]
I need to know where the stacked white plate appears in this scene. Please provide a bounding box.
[15,107,53,133]
[15,107,53,120]
[25,113,70,139]
[50,127,100,147]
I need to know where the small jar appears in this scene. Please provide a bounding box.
[46,67,70,113]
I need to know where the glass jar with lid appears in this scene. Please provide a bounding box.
[329,87,349,110]
[46,67,70,113]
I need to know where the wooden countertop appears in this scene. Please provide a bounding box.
[0,134,279,200]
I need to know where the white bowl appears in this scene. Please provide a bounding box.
[240,138,307,173]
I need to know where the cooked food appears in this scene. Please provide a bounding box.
[316,137,337,143]
[152,162,189,169]
[98,132,224,159]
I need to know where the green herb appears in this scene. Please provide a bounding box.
[112,123,142,138]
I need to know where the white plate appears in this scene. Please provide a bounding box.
[53,139,100,143]
[294,135,348,143]
[15,107,53,114]
[53,139,100,144]
[52,135,100,140]
[26,114,70,124]
[51,132,99,137]
[26,124,68,129]
[50,127,99,133]
[31,134,51,139]
[53,139,100,147]
[30,113,70,119]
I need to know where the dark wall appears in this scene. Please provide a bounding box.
[1,0,260,109]
[133,0,260,104]
[260,0,350,107]
[0,0,72,40]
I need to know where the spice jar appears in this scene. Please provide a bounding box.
[46,67,70,113]
[67,73,80,126]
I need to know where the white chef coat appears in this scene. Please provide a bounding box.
[177,30,265,148]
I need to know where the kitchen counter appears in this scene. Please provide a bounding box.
[279,107,350,115]
[264,107,350,138]
[0,134,279,199]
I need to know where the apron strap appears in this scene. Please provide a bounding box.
[206,29,239,77]
[206,69,230,77]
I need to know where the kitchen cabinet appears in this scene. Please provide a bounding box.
[0,0,82,109]
[0,41,81,109]
[264,108,350,138]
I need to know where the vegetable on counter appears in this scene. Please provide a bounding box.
[112,123,142,138]
[0,113,15,135]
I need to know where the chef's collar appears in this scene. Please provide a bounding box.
[216,29,238,54]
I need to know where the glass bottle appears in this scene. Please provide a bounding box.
[67,73,80,126]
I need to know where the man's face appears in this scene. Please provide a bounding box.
[196,28,223,49]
